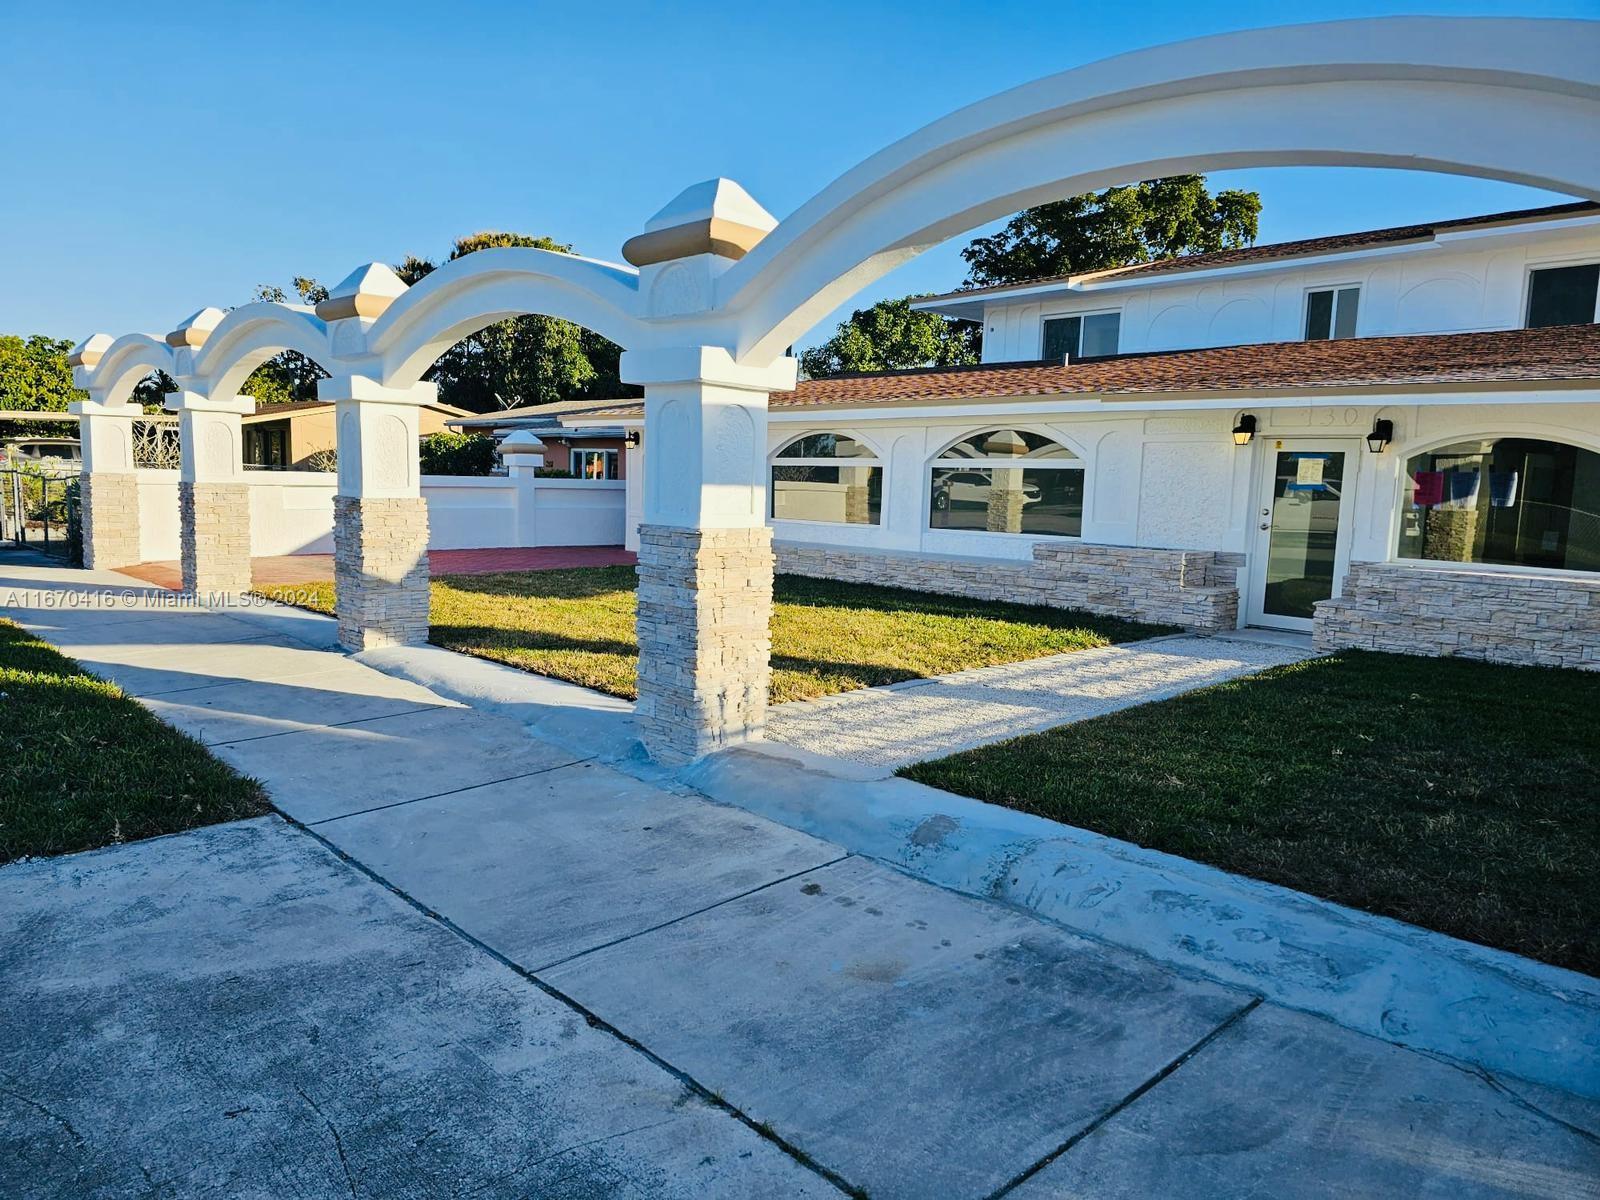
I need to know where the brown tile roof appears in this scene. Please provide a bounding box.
[581,325,1600,419]
[921,201,1600,301]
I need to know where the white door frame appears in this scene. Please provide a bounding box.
[1246,437,1363,631]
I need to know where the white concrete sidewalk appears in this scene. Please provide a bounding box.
[766,633,1313,768]
[2,555,1595,1199]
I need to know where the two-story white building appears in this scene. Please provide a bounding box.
[584,201,1600,669]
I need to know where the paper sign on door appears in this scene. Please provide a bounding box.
[1295,457,1325,486]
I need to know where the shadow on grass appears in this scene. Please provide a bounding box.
[430,623,639,660]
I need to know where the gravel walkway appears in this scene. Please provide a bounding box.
[766,634,1315,768]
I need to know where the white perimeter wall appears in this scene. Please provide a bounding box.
[131,471,625,561]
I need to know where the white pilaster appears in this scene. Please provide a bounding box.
[167,390,254,596]
[624,347,797,764]
[68,399,143,569]
[319,376,436,650]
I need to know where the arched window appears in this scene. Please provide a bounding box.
[770,432,883,525]
[929,428,1082,537]
[1397,437,1600,572]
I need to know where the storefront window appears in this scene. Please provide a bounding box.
[1396,437,1600,572]
[770,433,883,525]
[928,429,1082,537]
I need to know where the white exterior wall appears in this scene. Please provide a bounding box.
[764,394,1600,624]
[976,220,1600,362]
[127,471,625,561]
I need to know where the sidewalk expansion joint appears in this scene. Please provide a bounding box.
[530,854,854,974]
[204,703,449,748]
[984,995,1264,1199]
[283,815,864,1198]
[305,758,596,826]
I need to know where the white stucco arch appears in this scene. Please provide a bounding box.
[88,334,179,405]
[364,248,651,387]
[191,304,333,402]
[719,17,1600,364]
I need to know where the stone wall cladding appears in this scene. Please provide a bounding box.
[79,472,141,570]
[773,540,1242,632]
[179,481,252,595]
[636,523,774,765]
[333,495,431,651]
[1315,561,1600,671]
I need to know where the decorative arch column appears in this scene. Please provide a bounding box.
[69,398,143,570]
[168,389,254,597]
[626,346,796,764]
[322,376,435,651]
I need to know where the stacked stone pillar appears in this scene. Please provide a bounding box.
[627,346,796,764]
[69,399,143,569]
[321,377,435,651]
[169,391,254,597]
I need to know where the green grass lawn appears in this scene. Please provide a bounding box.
[0,619,271,865]
[260,568,1171,703]
[901,650,1600,976]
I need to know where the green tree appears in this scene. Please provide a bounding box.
[418,430,497,476]
[960,175,1261,287]
[0,335,85,411]
[242,279,330,406]
[800,298,979,378]
[396,232,628,412]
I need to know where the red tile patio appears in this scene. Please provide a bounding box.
[119,546,636,591]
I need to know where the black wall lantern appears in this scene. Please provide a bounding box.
[625,429,642,448]
[1232,414,1257,447]
[1366,418,1394,454]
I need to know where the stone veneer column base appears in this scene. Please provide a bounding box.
[79,472,142,570]
[635,523,774,765]
[774,540,1242,632]
[1315,561,1600,670]
[179,481,252,596]
[334,495,431,651]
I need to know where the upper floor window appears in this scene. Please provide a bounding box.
[770,432,882,525]
[1526,264,1600,328]
[1305,287,1359,340]
[1396,437,1600,573]
[929,429,1082,538]
[571,448,619,479]
[1042,312,1119,362]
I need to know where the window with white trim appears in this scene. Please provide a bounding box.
[570,448,619,479]
[928,429,1082,537]
[1305,287,1359,340]
[1396,437,1600,572]
[1041,311,1120,361]
[1526,264,1600,328]
[770,433,882,525]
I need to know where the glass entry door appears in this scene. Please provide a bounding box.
[1247,442,1357,630]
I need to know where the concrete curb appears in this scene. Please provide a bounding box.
[684,741,1600,1101]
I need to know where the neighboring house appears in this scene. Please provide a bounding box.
[243,399,472,469]
[446,398,634,479]
[572,201,1600,669]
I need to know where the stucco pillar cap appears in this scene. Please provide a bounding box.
[68,333,114,368]
[165,308,226,348]
[621,178,777,267]
[67,398,142,418]
[317,376,438,406]
[497,430,547,456]
[620,345,797,393]
[163,390,256,415]
[315,263,409,322]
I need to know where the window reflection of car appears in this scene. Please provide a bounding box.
[933,470,1042,509]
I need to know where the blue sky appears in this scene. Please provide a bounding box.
[2,0,1595,353]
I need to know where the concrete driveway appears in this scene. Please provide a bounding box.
[2,559,1596,1198]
